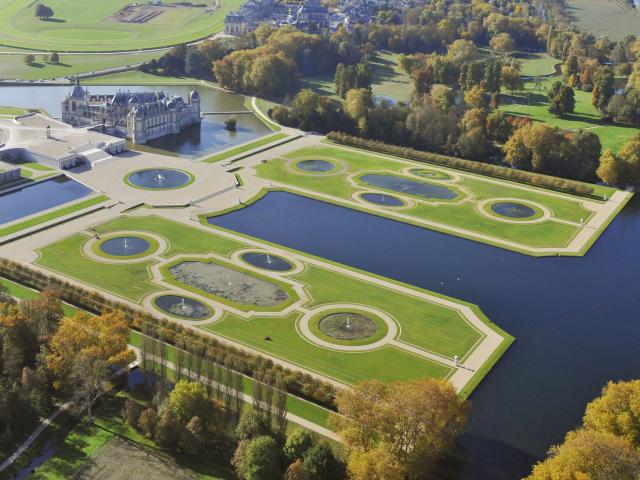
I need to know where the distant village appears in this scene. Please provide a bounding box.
[224,0,409,35]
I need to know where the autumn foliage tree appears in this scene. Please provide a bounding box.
[46,311,134,422]
[525,429,640,480]
[331,378,468,478]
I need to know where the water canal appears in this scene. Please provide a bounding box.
[209,190,640,479]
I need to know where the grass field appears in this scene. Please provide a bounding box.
[370,50,413,103]
[516,52,559,77]
[255,144,611,252]
[499,77,640,152]
[34,214,510,390]
[565,0,640,40]
[81,70,202,86]
[0,50,162,81]
[0,0,244,52]
[297,51,413,104]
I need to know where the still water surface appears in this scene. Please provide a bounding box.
[209,191,640,479]
[0,85,271,158]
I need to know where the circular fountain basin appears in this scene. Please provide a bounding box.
[410,168,452,180]
[100,236,151,257]
[241,252,293,272]
[296,159,335,172]
[318,312,378,341]
[491,202,536,219]
[361,192,405,207]
[154,295,212,320]
[126,168,192,189]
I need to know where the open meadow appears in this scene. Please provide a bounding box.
[0,0,243,51]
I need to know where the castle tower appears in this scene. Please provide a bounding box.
[190,89,202,123]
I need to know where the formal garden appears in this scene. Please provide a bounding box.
[32,214,512,393]
[254,144,624,255]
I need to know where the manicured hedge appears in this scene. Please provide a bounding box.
[327,132,597,198]
[0,258,337,410]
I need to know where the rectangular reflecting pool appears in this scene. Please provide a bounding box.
[0,176,93,225]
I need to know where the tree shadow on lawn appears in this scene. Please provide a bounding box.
[40,18,66,23]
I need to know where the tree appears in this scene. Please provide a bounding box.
[236,410,272,442]
[234,435,282,480]
[597,149,625,185]
[486,110,513,142]
[501,66,523,96]
[302,442,343,480]
[46,312,134,391]
[618,134,640,184]
[331,378,468,478]
[490,33,516,55]
[284,429,315,463]
[592,66,615,115]
[155,410,181,449]
[284,459,310,480]
[411,64,435,96]
[34,3,54,19]
[347,446,404,480]
[168,380,212,425]
[548,81,575,117]
[344,88,373,123]
[23,54,35,65]
[464,86,489,109]
[446,39,479,65]
[525,429,640,480]
[224,117,237,132]
[69,351,108,424]
[49,52,59,64]
[583,380,640,446]
[138,408,158,438]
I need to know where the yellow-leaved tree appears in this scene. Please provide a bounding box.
[330,378,468,479]
[46,311,134,423]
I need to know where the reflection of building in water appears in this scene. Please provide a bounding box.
[224,0,329,35]
[61,78,201,144]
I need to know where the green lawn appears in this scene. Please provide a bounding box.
[255,145,607,252]
[499,77,640,152]
[0,194,109,239]
[202,133,288,163]
[0,105,27,115]
[515,52,559,77]
[370,50,413,103]
[0,50,162,81]
[564,0,640,40]
[0,0,245,52]
[34,214,508,389]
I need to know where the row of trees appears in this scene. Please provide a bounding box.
[526,380,640,479]
[0,257,338,410]
[326,131,598,197]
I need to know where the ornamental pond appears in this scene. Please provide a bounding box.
[0,176,92,226]
[209,190,640,480]
[0,85,271,159]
